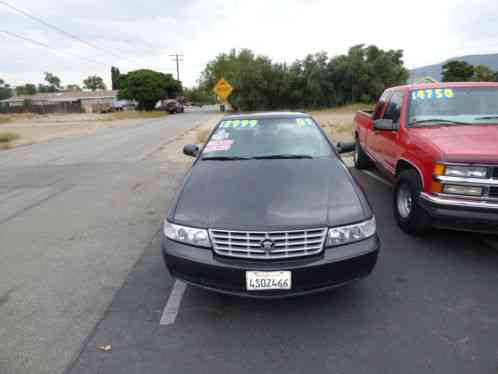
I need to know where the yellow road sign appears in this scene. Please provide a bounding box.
[213,78,233,102]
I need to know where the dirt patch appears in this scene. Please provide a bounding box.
[310,104,371,143]
[155,115,222,164]
[0,111,169,149]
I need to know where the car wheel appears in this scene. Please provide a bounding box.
[394,170,431,234]
[354,140,371,169]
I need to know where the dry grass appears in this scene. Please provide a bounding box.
[0,116,11,124]
[98,111,168,122]
[196,127,212,144]
[0,132,20,143]
[311,104,363,143]
[319,102,372,114]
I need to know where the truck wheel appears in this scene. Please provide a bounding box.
[354,141,371,169]
[394,170,431,235]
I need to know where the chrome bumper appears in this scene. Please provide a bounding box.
[420,192,498,211]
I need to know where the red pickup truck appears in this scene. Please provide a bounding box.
[354,82,498,234]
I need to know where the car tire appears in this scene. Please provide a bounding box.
[354,140,371,169]
[394,170,431,235]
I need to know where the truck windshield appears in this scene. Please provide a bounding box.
[408,87,498,126]
[201,117,332,160]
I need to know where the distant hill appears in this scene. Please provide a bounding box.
[409,53,498,81]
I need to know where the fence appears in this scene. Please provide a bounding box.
[0,101,83,114]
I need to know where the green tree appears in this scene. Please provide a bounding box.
[442,61,474,82]
[183,85,214,105]
[44,72,61,89]
[65,84,82,92]
[111,67,121,90]
[118,69,182,110]
[0,78,13,100]
[37,84,57,93]
[199,45,408,111]
[83,75,107,91]
[16,84,37,95]
[472,64,497,81]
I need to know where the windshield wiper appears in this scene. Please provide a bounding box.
[474,115,498,120]
[409,118,473,127]
[201,156,250,161]
[253,154,313,160]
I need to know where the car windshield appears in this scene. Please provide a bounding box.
[201,117,332,159]
[408,87,498,126]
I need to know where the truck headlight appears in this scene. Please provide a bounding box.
[444,165,488,179]
[327,217,376,247]
[164,221,211,248]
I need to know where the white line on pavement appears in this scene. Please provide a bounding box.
[160,280,187,325]
[361,170,393,188]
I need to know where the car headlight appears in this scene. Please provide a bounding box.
[444,165,488,179]
[327,217,376,247]
[163,221,211,248]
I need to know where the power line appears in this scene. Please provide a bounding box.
[0,0,129,61]
[170,54,183,81]
[0,30,107,67]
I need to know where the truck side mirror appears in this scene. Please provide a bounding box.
[374,119,396,131]
[336,141,355,154]
[183,144,199,157]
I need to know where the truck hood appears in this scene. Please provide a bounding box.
[170,158,368,231]
[411,125,498,164]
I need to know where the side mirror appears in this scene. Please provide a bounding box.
[183,144,199,157]
[374,119,396,131]
[336,141,355,154]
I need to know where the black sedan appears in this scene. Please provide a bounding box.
[162,112,379,297]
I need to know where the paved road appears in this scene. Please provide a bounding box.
[0,109,220,374]
[67,168,498,374]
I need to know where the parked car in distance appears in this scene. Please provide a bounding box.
[112,99,137,111]
[354,82,498,234]
[162,99,184,114]
[162,112,379,298]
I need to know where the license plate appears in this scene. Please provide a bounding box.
[246,271,292,291]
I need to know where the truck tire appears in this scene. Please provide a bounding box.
[354,141,371,169]
[394,170,432,235]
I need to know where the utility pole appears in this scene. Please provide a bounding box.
[170,54,183,81]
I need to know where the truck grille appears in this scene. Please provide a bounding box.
[493,167,498,180]
[490,187,498,198]
[209,228,327,260]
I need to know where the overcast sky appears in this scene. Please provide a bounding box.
[1,0,498,89]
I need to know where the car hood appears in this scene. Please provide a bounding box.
[411,125,498,164]
[170,158,369,231]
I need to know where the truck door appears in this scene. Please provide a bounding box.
[374,91,404,174]
[367,91,391,163]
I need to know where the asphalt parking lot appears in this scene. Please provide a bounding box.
[67,167,498,374]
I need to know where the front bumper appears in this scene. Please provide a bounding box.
[419,192,498,233]
[162,236,380,298]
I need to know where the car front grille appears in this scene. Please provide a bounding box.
[209,228,328,260]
